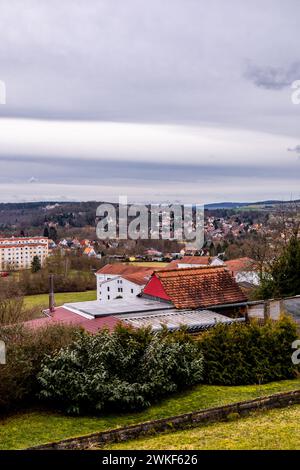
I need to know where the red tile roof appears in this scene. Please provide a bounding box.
[96,263,154,276]
[143,266,247,309]
[122,272,152,286]
[23,307,121,334]
[224,257,257,274]
[165,256,213,269]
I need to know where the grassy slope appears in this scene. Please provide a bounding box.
[24,290,97,310]
[0,378,300,450]
[106,404,300,450]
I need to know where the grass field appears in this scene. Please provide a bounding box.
[106,404,300,450]
[24,290,97,310]
[0,378,299,450]
[127,262,168,267]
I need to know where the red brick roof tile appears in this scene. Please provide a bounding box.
[96,263,154,276]
[224,257,257,274]
[143,266,247,309]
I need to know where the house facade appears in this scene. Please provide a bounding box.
[224,257,260,286]
[96,264,153,303]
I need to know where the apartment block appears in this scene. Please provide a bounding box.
[0,237,49,271]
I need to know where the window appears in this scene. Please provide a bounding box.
[107,286,110,292]
[107,295,110,300]
[131,289,134,294]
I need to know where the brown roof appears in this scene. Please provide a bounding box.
[165,256,213,270]
[224,257,256,274]
[97,263,154,276]
[149,266,247,309]
[122,272,152,286]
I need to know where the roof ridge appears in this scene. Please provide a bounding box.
[155,265,225,275]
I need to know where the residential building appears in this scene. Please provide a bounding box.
[83,246,97,257]
[166,255,224,269]
[142,266,247,314]
[96,264,154,303]
[224,257,260,286]
[0,236,49,271]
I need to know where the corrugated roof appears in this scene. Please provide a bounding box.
[120,308,245,332]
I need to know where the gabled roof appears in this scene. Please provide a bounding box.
[96,263,154,276]
[165,256,214,269]
[143,266,247,309]
[224,257,257,274]
[122,272,152,286]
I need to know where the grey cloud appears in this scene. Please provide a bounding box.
[0,0,298,131]
[0,1,300,202]
[245,62,300,90]
[288,145,300,153]
[0,155,299,186]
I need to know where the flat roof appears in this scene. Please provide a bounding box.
[64,297,172,318]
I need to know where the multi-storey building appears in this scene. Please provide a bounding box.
[0,237,49,271]
[96,263,154,303]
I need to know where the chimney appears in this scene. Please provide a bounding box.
[49,274,55,314]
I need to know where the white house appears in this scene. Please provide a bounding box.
[96,264,154,303]
[225,258,260,286]
[166,255,224,270]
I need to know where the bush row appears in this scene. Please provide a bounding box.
[198,315,298,385]
[0,316,298,414]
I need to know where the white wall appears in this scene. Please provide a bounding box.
[235,271,260,286]
[96,274,143,302]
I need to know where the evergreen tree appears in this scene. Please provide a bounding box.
[31,255,42,273]
[259,234,300,298]
[49,226,58,242]
[43,226,49,238]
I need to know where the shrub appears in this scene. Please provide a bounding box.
[198,315,298,385]
[38,326,204,414]
[0,323,80,410]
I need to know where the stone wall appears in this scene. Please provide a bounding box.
[27,389,300,450]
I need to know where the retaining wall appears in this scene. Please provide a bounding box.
[27,389,300,450]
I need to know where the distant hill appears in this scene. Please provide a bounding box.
[0,199,299,235]
[205,200,300,210]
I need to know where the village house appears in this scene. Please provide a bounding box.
[142,266,247,316]
[224,257,260,287]
[95,264,154,303]
[83,246,97,257]
[23,265,248,334]
[166,255,224,269]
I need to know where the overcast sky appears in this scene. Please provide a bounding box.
[0,0,300,203]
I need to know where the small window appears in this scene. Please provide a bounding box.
[131,289,134,294]
[107,286,110,292]
[107,295,110,300]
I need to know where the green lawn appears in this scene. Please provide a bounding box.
[127,262,168,267]
[106,404,300,450]
[24,290,97,310]
[0,378,300,450]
